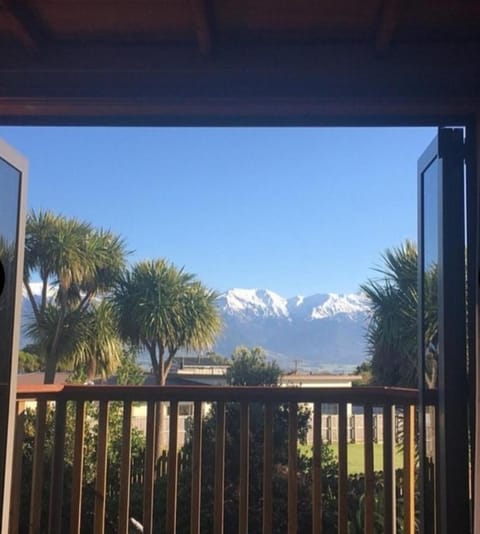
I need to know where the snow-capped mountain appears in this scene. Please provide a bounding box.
[219,288,289,319]
[217,288,369,322]
[20,284,371,370]
[214,289,371,368]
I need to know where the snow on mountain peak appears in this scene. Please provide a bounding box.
[219,288,370,321]
[219,288,289,318]
[215,288,371,365]
[310,292,370,320]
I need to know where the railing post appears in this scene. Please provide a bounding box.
[312,402,322,534]
[93,400,109,534]
[383,403,396,534]
[71,400,86,534]
[288,402,298,534]
[190,400,203,534]
[239,402,249,534]
[143,401,156,534]
[9,400,25,534]
[29,399,47,534]
[364,405,375,534]
[118,401,132,534]
[166,400,179,534]
[263,402,273,534]
[49,399,67,534]
[403,404,415,534]
[214,401,226,534]
[338,403,348,534]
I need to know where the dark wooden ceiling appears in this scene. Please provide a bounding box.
[0,0,479,123]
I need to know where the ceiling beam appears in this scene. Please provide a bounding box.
[0,95,476,126]
[189,0,213,55]
[376,0,402,54]
[1,0,47,51]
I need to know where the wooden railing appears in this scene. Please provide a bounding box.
[11,385,437,534]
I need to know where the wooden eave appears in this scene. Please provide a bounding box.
[0,0,479,123]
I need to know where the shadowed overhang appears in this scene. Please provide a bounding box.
[0,0,479,123]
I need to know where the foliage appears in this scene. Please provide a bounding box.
[226,346,282,386]
[18,400,146,532]
[170,347,337,533]
[23,209,127,383]
[353,359,373,384]
[204,351,230,365]
[361,240,438,387]
[115,348,145,385]
[111,259,222,385]
[18,350,43,372]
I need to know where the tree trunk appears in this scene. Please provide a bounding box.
[153,349,176,460]
[86,359,96,382]
[44,355,57,384]
[44,291,67,384]
[155,371,167,461]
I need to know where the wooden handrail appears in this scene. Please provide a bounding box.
[16,384,435,404]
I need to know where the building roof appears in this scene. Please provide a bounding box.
[15,370,358,387]
[16,372,71,386]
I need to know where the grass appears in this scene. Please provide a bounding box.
[300,443,404,475]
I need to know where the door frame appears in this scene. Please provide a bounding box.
[0,139,28,533]
[0,113,477,534]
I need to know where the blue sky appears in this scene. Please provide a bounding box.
[1,126,436,297]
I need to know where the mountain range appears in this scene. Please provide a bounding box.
[20,284,371,371]
[214,289,371,370]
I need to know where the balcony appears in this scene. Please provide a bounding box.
[11,385,436,534]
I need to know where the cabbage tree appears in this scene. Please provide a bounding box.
[24,210,127,383]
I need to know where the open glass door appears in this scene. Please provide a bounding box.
[418,128,470,534]
[0,140,27,531]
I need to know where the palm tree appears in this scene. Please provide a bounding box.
[24,210,127,383]
[111,259,221,455]
[112,259,221,385]
[361,240,437,388]
[26,300,122,381]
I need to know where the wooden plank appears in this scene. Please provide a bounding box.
[239,402,249,534]
[48,399,67,534]
[190,401,203,534]
[9,401,26,534]
[383,404,395,533]
[70,400,86,534]
[17,384,424,405]
[364,405,375,534]
[338,403,348,534]
[288,402,298,534]
[166,401,179,534]
[93,401,109,534]
[29,399,47,534]
[189,0,213,55]
[263,403,273,534]
[312,402,322,534]
[2,0,47,50]
[143,401,156,534]
[214,401,225,534]
[118,401,132,534]
[375,0,402,53]
[403,405,415,534]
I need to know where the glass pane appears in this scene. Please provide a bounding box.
[421,158,439,532]
[0,157,21,384]
[422,160,439,391]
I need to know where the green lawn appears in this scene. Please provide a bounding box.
[300,443,404,475]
